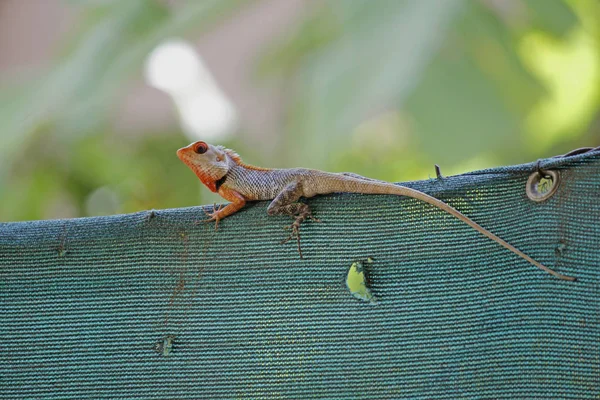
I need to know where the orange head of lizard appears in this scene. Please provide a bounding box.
[177,141,230,192]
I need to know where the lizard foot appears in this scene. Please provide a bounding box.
[202,203,223,230]
[281,212,315,258]
[281,223,303,258]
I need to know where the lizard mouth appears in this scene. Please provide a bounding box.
[176,147,198,172]
[176,147,188,161]
[176,147,198,167]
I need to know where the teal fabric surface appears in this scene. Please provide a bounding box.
[1,152,599,399]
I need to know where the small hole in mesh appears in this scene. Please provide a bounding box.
[155,335,175,357]
[346,258,378,304]
[526,170,560,202]
[555,241,567,256]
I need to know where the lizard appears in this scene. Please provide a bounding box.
[177,140,576,281]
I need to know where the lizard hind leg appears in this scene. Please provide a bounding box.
[267,181,319,258]
[277,203,315,258]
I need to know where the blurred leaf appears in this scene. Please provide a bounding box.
[286,0,465,165]
[521,0,578,37]
[404,0,546,164]
[520,1,600,150]
[256,4,343,79]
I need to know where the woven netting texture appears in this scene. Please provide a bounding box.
[1,152,599,399]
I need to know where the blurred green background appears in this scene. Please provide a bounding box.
[0,0,598,222]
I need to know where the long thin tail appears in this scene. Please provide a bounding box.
[335,177,575,281]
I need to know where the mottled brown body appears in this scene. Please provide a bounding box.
[177,141,575,281]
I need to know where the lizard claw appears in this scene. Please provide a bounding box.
[202,203,223,231]
[307,214,321,223]
[280,210,320,258]
[280,227,297,243]
[203,203,223,217]
[281,220,303,258]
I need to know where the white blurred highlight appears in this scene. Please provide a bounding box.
[144,39,238,141]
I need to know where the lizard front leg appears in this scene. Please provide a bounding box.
[267,181,318,257]
[204,188,246,230]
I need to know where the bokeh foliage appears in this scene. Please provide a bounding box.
[0,0,598,221]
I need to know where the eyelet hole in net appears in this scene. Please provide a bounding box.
[526,170,560,202]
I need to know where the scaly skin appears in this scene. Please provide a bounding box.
[177,141,575,281]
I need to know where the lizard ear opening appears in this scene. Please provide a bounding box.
[193,142,208,154]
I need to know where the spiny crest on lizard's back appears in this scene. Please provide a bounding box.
[219,146,272,172]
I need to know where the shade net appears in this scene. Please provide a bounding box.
[1,150,599,399]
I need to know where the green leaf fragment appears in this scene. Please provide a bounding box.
[346,260,377,304]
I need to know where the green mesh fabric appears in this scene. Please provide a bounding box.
[1,152,599,399]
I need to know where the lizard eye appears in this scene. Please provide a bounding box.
[193,142,208,154]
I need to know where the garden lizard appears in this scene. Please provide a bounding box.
[177,141,575,281]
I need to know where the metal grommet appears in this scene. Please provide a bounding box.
[526,170,560,202]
